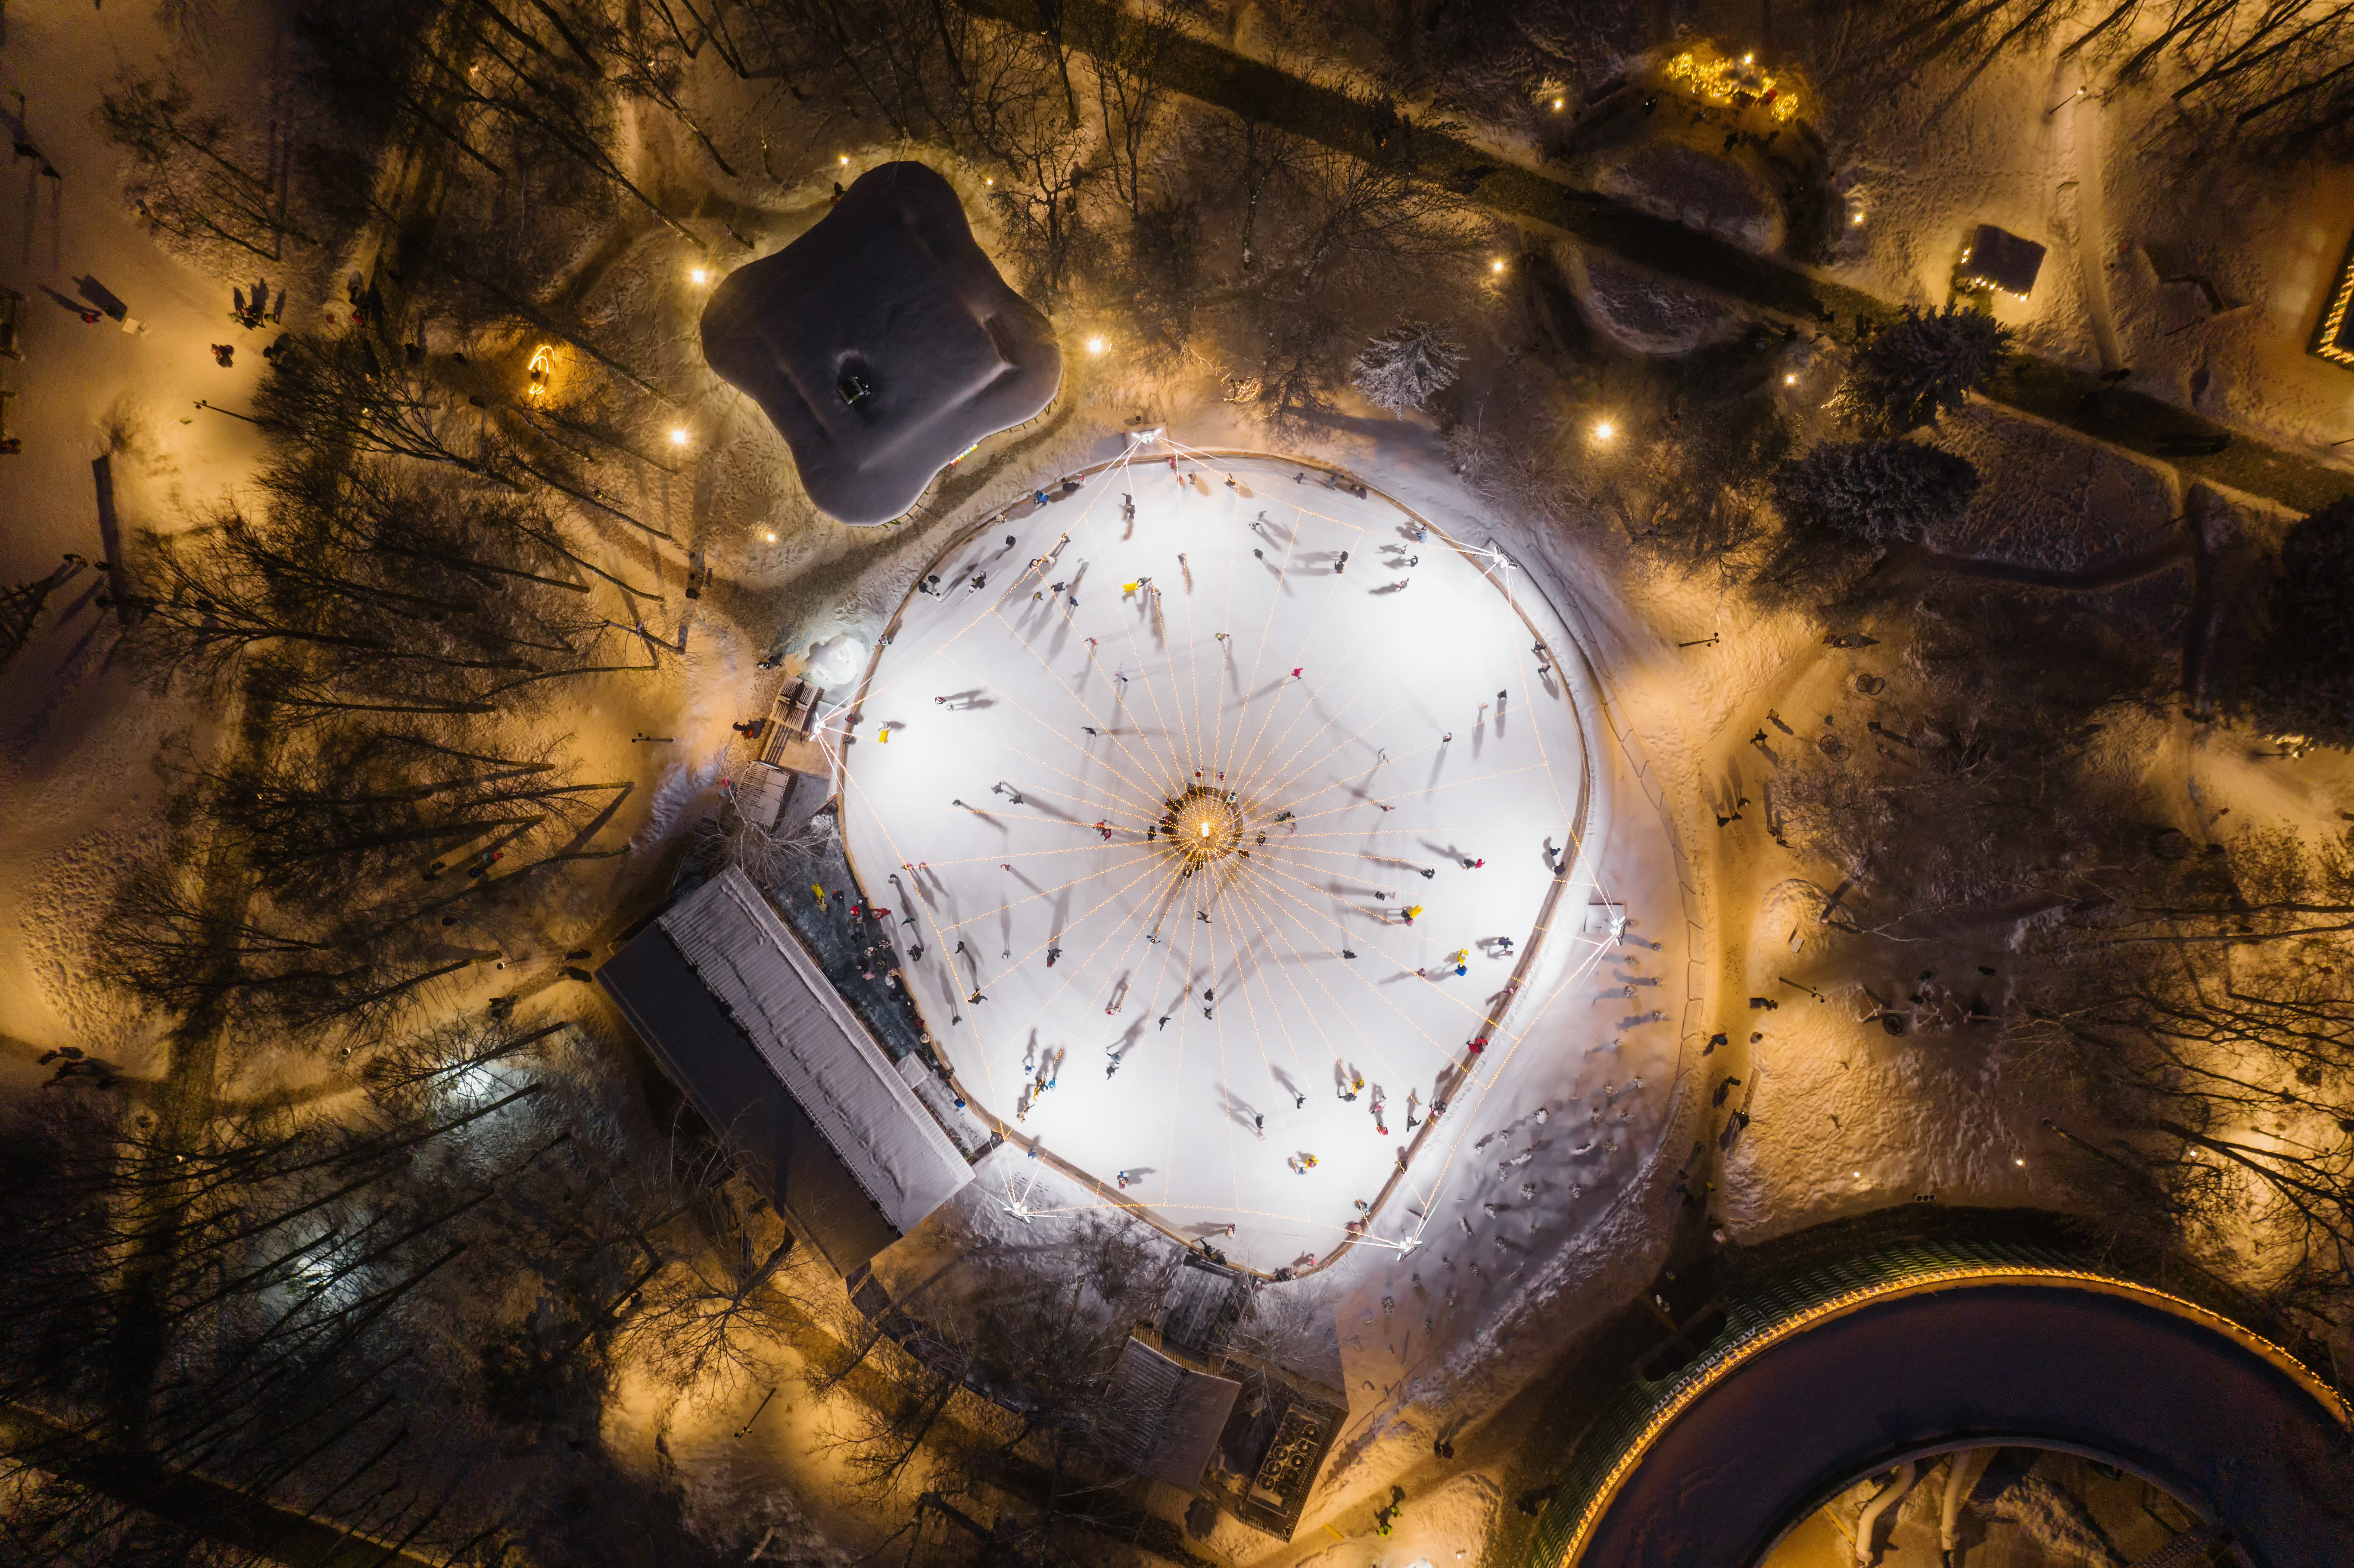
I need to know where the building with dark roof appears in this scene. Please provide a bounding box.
[699,162,1061,525]
[1958,223,2046,298]
[598,867,974,1276]
[1098,1328,1244,1487]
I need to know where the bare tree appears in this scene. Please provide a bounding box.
[1086,0,1189,221]
[97,71,319,268]
[1282,147,1477,294]
[1199,94,1314,274]
[2016,925,2354,1327]
[804,1213,1177,1533]
[990,111,1096,307]
[617,1155,816,1394]
[1865,0,2354,156]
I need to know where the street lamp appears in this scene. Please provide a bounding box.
[1592,419,1616,443]
[669,427,689,447]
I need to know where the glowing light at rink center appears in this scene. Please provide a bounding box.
[1164,785,1243,866]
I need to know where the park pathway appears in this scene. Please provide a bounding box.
[959,0,2354,516]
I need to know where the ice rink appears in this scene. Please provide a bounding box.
[839,447,1607,1267]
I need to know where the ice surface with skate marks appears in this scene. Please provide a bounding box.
[841,451,1622,1266]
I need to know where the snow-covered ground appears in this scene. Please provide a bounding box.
[38,8,2325,1556]
[0,4,278,1085]
[1797,18,2354,458]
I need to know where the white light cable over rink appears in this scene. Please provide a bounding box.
[836,443,1608,1275]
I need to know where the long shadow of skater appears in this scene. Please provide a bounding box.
[73,275,127,319]
[1270,1063,1303,1107]
[1215,1082,1262,1133]
[39,284,98,320]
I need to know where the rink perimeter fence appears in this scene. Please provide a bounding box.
[833,441,1709,1284]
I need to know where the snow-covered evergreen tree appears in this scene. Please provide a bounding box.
[1768,437,1979,546]
[1351,321,1463,417]
[1834,302,2011,434]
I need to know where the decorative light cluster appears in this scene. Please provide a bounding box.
[2310,242,2354,367]
[1163,784,1244,867]
[1663,46,1800,123]
[1955,246,2031,302]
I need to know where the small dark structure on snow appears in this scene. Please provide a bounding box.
[700,162,1061,525]
[1099,1328,1245,1487]
[1957,224,2046,299]
[598,867,973,1276]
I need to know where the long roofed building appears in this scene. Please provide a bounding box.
[598,867,974,1276]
